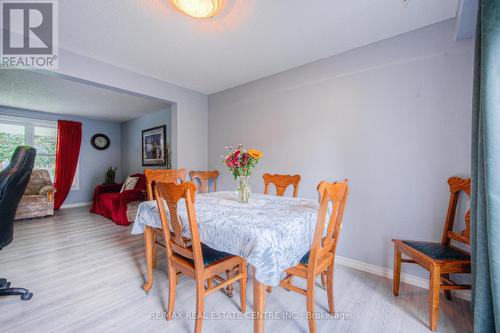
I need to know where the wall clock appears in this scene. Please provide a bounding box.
[91,133,110,150]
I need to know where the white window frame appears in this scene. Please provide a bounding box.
[0,114,80,190]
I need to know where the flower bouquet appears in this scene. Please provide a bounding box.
[222,144,263,203]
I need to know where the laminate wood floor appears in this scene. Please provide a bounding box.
[0,207,473,333]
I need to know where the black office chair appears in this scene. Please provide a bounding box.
[0,146,36,300]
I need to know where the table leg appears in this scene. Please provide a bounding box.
[253,267,266,333]
[142,225,154,294]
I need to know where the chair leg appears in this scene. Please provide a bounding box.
[0,278,9,289]
[429,265,441,331]
[152,232,158,269]
[0,277,32,301]
[226,269,234,297]
[326,264,334,314]
[143,227,154,294]
[393,245,402,296]
[306,277,317,333]
[240,261,247,313]
[0,288,33,300]
[166,266,177,320]
[443,274,452,300]
[195,279,205,333]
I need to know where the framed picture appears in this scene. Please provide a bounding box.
[142,125,167,166]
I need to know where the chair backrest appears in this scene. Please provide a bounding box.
[24,169,52,195]
[144,168,187,200]
[307,179,349,272]
[263,173,301,197]
[190,170,219,193]
[441,177,471,246]
[154,181,204,269]
[0,146,36,249]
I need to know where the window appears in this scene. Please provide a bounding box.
[0,123,25,170]
[33,125,57,180]
[0,115,79,189]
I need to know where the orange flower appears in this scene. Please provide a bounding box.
[247,149,263,159]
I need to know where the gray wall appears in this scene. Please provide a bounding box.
[121,107,172,176]
[208,19,474,275]
[0,107,122,205]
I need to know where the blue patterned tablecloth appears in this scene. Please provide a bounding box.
[132,191,320,286]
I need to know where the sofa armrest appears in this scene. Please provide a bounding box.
[95,183,123,195]
[90,183,124,214]
[39,185,56,202]
[39,185,56,195]
[118,189,145,205]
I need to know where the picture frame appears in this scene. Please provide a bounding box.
[142,125,167,166]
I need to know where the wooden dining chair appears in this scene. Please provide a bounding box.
[279,179,349,333]
[189,170,219,193]
[144,168,187,269]
[154,181,247,333]
[263,173,301,197]
[393,177,471,331]
[263,173,302,293]
[145,168,187,200]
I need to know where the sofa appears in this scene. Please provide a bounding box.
[90,173,146,226]
[15,169,56,220]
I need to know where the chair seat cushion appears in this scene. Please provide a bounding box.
[402,241,470,260]
[177,243,234,267]
[201,243,234,266]
[300,250,310,265]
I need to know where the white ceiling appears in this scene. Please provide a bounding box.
[0,70,170,122]
[59,0,460,94]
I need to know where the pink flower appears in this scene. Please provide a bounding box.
[241,153,249,165]
[233,157,240,166]
[226,155,234,167]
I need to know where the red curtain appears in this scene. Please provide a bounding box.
[54,120,82,210]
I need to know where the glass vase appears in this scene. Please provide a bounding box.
[237,175,251,203]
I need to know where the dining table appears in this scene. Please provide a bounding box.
[131,190,321,333]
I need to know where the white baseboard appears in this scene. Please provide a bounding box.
[335,255,471,301]
[60,201,92,209]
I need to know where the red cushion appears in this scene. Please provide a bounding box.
[130,173,146,192]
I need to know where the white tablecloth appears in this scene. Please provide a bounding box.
[132,191,320,286]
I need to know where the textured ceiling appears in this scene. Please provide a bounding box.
[0,70,169,122]
[58,0,459,94]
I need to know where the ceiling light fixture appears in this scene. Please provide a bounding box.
[174,0,221,18]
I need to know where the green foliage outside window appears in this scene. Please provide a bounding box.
[0,129,57,180]
[0,132,25,167]
[35,155,56,180]
[34,134,57,179]
[35,134,57,154]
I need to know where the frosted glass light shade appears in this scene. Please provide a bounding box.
[174,0,221,18]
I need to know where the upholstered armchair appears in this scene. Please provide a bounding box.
[15,169,56,220]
